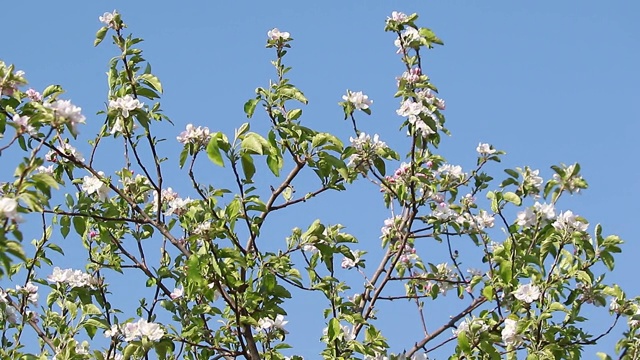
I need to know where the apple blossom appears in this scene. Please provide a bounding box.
[0,197,20,221]
[99,10,118,28]
[170,286,184,300]
[25,88,42,101]
[43,99,86,134]
[553,210,588,232]
[476,143,496,155]
[388,11,408,23]
[534,201,556,220]
[81,171,110,201]
[267,28,290,40]
[109,94,143,118]
[342,90,373,110]
[176,123,212,145]
[501,318,521,346]
[513,282,541,303]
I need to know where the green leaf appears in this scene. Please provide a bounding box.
[288,108,303,121]
[458,331,471,353]
[206,136,224,167]
[94,26,109,47]
[504,168,519,179]
[503,192,521,206]
[241,133,269,155]
[244,98,260,118]
[138,73,163,93]
[241,154,256,181]
[327,318,341,341]
[42,84,63,99]
[267,155,283,177]
[482,285,494,301]
[73,216,86,237]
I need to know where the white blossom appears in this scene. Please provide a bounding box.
[44,99,86,134]
[46,142,84,163]
[534,202,556,220]
[476,143,496,155]
[25,88,41,101]
[122,318,164,342]
[343,90,373,110]
[104,324,120,338]
[513,282,541,303]
[36,164,55,175]
[109,95,143,118]
[523,168,543,189]
[81,171,110,201]
[99,10,118,28]
[16,282,38,304]
[165,197,192,216]
[48,267,97,288]
[474,210,495,229]
[516,207,536,227]
[388,11,408,23]
[0,197,20,221]
[170,286,184,300]
[267,28,290,40]
[553,210,588,232]
[258,314,288,331]
[176,123,211,145]
[438,164,464,178]
[501,318,520,346]
[341,250,360,269]
[13,114,36,135]
[394,27,420,53]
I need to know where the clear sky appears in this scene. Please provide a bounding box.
[2,1,639,358]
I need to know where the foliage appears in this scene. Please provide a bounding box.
[0,9,636,360]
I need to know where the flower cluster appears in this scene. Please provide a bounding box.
[45,142,85,163]
[380,215,402,239]
[342,90,373,111]
[99,10,118,29]
[176,123,212,146]
[348,132,387,168]
[476,142,496,155]
[13,114,37,135]
[516,202,556,227]
[0,197,20,221]
[267,28,290,41]
[43,99,86,134]
[120,173,151,203]
[322,323,355,341]
[393,27,421,54]
[397,98,437,137]
[152,187,192,216]
[453,316,489,337]
[81,171,110,201]
[512,282,541,303]
[387,11,409,24]
[25,88,42,101]
[341,250,362,269]
[104,319,164,342]
[257,314,288,331]
[553,164,585,194]
[0,62,27,96]
[16,281,39,304]
[109,95,143,118]
[522,167,543,191]
[398,67,422,85]
[552,210,588,232]
[47,267,97,288]
[501,318,521,346]
[170,286,184,300]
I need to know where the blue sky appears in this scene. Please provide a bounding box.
[2,1,639,358]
